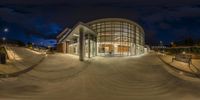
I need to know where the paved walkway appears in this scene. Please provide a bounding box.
[0,47,45,75]
[0,61,19,74]
[159,53,200,75]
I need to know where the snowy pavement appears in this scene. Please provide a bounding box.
[9,47,45,69]
[0,47,45,75]
[1,53,200,100]
[0,61,19,74]
[159,54,200,74]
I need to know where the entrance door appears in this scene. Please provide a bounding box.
[105,47,109,53]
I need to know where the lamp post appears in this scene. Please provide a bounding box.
[32,43,35,49]
[2,37,6,45]
[4,28,8,33]
[171,42,174,46]
[40,42,43,48]
[3,28,9,46]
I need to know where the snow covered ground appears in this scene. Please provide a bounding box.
[0,53,200,100]
[0,47,45,74]
[9,47,45,69]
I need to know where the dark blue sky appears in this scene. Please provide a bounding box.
[0,0,200,46]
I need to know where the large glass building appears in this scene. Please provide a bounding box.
[57,18,145,60]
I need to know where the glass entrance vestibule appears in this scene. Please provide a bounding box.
[67,33,97,58]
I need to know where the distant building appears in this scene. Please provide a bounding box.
[57,18,145,60]
[151,46,167,49]
[144,45,150,53]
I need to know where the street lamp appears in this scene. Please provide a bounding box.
[32,43,35,49]
[4,28,8,32]
[2,28,9,46]
[40,42,43,46]
[2,37,6,45]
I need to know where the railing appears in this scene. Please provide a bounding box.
[172,54,192,66]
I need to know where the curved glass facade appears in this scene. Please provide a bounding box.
[87,18,145,56]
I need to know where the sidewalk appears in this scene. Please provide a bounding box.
[0,46,46,77]
[0,61,19,74]
[159,53,200,75]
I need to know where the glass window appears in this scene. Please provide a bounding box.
[97,25,101,29]
[105,24,111,28]
[114,27,121,31]
[123,28,129,33]
[106,27,112,31]
[114,24,120,28]
[114,32,120,35]
[90,20,144,56]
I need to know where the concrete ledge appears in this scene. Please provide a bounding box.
[158,55,200,83]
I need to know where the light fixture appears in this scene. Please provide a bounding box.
[73,34,79,37]
[4,28,8,32]
[2,37,6,41]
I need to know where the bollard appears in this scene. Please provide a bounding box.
[0,52,6,64]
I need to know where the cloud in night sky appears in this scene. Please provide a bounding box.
[0,0,200,46]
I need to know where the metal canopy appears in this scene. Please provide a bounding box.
[62,22,97,42]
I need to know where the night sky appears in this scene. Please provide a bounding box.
[0,0,200,46]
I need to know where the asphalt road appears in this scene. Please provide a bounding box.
[1,53,200,100]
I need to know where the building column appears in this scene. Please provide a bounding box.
[62,42,66,53]
[76,38,79,55]
[93,36,96,56]
[95,37,98,56]
[79,27,85,61]
[88,34,91,58]
[134,44,136,55]
[66,41,69,53]
[114,44,118,55]
[134,25,137,55]
[130,43,133,56]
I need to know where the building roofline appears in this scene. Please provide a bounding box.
[57,18,145,44]
[87,18,145,34]
[57,22,97,44]
[56,27,71,39]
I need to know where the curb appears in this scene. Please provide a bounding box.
[157,55,200,79]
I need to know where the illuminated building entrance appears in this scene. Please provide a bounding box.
[57,18,145,61]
